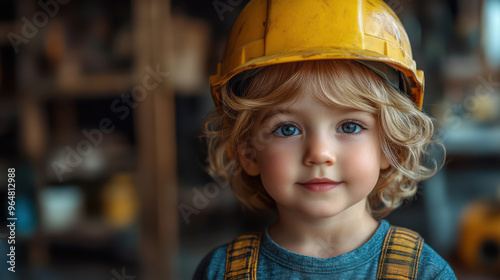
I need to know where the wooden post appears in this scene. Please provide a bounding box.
[132,0,178,278]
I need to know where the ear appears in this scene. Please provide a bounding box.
[237,142,261,176]
[380,152,391,170]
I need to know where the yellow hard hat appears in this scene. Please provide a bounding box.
[210,0,425,109]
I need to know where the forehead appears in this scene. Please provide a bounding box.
[257,90,376,123]
[270,80,374,108]
[243,60,383,122]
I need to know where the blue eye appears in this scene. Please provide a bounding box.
[274,123,301,136]
[338,122,363,133]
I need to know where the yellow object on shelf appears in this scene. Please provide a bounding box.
[102,173,138,229]
[458,200,500,274]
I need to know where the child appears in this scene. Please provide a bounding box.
[195,0,456,279]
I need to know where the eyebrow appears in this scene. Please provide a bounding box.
[260,108,294,124]
[259,107,374,124]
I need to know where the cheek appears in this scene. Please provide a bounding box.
[257,144,299,189]
[341,144,382,187]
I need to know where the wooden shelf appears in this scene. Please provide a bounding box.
[442,125,500,155]
[55,73,133,97]
[0,96,18,119]
[0,22,18,45]
[42,219,117,245]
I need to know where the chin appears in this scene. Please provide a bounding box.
[298,206,345,219]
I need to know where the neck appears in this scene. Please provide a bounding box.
[268,200,379,258]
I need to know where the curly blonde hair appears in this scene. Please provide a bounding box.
[204,60,443,218]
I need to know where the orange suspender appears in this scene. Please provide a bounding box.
[376,226,424,280]
[225,234,262,280]
[224,226,424,280]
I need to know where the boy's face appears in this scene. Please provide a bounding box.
[239,92,390,219]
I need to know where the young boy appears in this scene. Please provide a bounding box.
[195,0,456,279]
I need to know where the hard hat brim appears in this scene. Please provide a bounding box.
[210,48,424,110]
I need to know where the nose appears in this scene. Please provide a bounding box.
[303,133,335,166]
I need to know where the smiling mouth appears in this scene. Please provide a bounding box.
[297,178,341,192]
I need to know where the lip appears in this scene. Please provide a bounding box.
[297,178,341,192]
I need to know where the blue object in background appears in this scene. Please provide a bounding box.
[16,195,37,238]
[40,186,83,233]
[483,0,500,69]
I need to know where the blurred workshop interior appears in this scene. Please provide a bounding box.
[0,0,500,279]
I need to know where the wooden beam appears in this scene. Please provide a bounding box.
[132,0,178,279]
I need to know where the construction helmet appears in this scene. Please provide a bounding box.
[210,0,425,110]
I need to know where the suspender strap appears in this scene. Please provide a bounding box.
[225,234,261,280]
[225,226,423,279]
[377,226,424,280]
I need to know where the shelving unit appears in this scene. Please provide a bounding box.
[421,2,500,274]
[0,0,177,278]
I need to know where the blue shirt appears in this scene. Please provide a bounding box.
[193,220,456,279]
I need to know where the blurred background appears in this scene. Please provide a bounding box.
[0,0,499,279]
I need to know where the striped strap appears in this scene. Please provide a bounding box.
[377,226,424,280]
[225,234,261,280]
